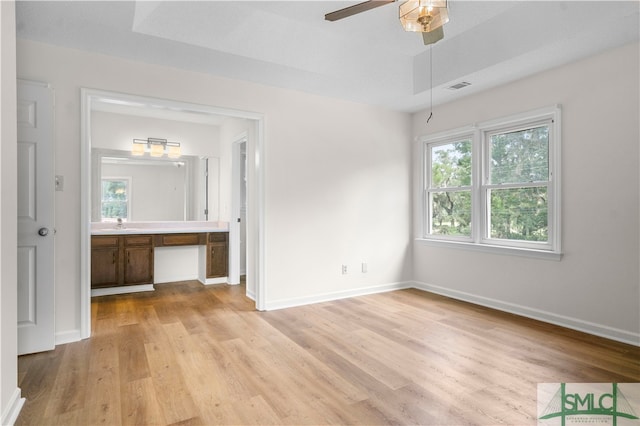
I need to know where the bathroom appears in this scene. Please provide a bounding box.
[88,93,251,298]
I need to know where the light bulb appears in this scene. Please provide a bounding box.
[132,142,145,156]
[150,143,164,157]
[167,145,181,159]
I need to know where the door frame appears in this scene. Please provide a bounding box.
[79,89,266,339]
[229,135,247,286]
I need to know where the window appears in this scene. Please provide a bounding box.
[428,137,473,238]
[421,106,561,258]
[101,177,131,222]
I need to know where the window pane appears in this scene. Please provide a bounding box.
[430,191,471,237]
[431,140,472,188]
[102,180,128,201]
[490,125,548,184]
[101,179,129,220]
[101,201,128,220]
[489,187,548,241]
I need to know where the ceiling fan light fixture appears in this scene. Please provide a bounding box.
[422,26,445,45]
[399,0,448,33]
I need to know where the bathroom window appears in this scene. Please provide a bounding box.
[420,106,561,259]
[101,177,131,222]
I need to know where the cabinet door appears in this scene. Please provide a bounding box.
[207,242,228,278]
[124,247,154,285]
[91,248,120,288]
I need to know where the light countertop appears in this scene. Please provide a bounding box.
[91,221,229,235]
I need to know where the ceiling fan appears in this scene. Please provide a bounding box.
[325,0,449,46]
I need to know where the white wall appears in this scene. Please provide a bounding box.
[154,246,200,284]
[16,40,412,337]
[1,2,23,424]
[412,42,640,344]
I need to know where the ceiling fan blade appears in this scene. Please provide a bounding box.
[325,0,395,22]
[422,27,444,46]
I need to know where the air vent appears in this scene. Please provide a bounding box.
[447,81,472,90]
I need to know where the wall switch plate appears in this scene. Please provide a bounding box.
[361,262,367,273]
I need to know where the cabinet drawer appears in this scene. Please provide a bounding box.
[208,232,228,243]
[124,235,153,247]
[155,233,205,247]
[91,236,119,248]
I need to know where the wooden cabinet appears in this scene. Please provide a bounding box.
[207,232,228,278]
[91,235,154,289]
[154,233,206,247]
[123,235,154,285]
[91,231,228,290]
[91,236,120,288]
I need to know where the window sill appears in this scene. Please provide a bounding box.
[415,238,563,261]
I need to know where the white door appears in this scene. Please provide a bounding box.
[17,80,55,355]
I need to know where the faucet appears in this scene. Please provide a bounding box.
[116,218,123,229]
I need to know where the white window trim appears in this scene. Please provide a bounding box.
[417,105,562,260]
[423,133,475,243]
[101,176,132,222]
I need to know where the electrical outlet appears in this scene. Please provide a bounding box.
[361,262,367,273]
[342,265,348,274]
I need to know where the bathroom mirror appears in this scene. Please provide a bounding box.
[91,148,219,223]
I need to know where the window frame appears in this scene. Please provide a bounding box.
[419,106,562,260]
[100,176,132,222]
[423,131,475,243]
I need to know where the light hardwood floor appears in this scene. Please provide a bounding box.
[17,281,640,425]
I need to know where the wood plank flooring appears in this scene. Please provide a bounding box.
[17,281,640,425]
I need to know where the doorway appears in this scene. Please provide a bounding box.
[229,137,247,288]
[80,89,266,339]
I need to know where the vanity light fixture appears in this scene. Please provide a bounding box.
[132,138,182,158]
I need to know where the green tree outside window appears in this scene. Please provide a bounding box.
[488,125,549,242]
[101,179,129,221]
[429,140,472,237]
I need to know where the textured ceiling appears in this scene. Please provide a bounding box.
[16,1,640,113]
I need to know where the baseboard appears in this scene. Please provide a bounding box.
[91,284,154,297]
[411,280,640,347]
[246,289,256,301]
[264,281,413,311]
[155,274,199,284]
[199,276,228,286]
[56,329,82,346]
[1,388,25,426]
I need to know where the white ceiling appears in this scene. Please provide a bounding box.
[15,1,640,113]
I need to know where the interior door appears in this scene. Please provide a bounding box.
[17,80,55,355]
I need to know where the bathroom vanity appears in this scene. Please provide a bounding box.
[90,221,229,296]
